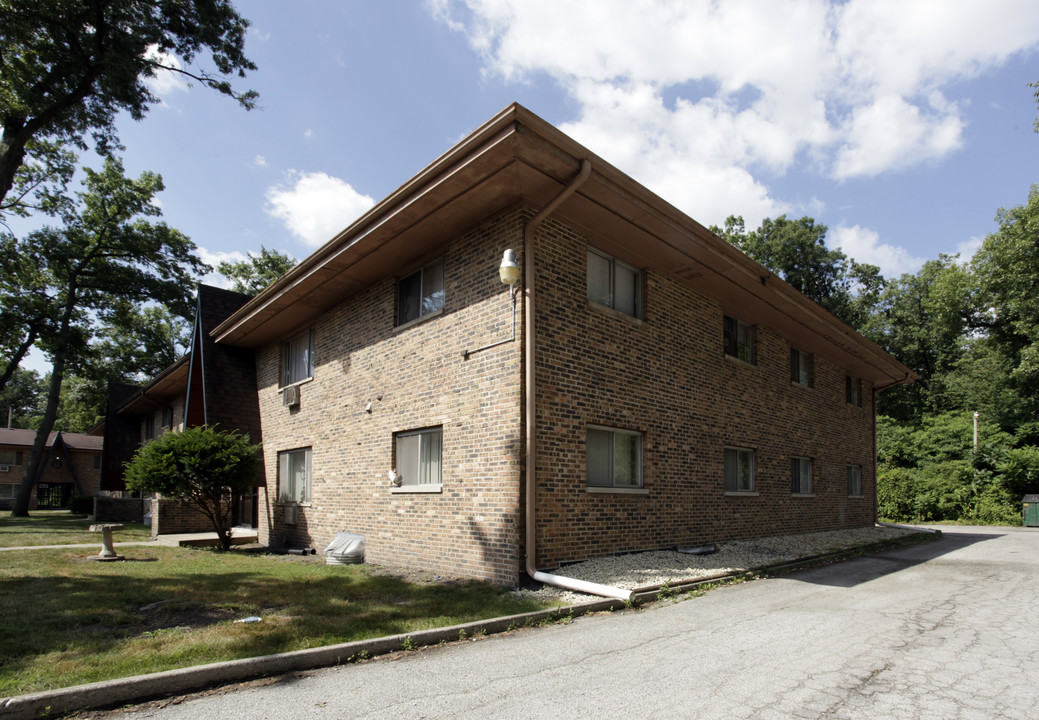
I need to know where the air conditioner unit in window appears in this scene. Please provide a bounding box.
[283,505,297,525]
[0,465,9,472]
[282,385,300,408]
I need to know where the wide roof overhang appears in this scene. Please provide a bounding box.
[213,104,914,387]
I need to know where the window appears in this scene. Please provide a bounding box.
[587,248,642,318]
[846,376,862,406]
[395,427,443,487]
[93,455,102,470]
[0,450,23,466]
[282,329,314,387]
[398,257,445,326]
[847,465,862,496]
[724,316,756,364]
[724,447,756,492]
[791,457,813,494]
[0,484,15,499]
[278,448,311,504]
[142,416,155,442]
[790,348,813,386]
[587,426,643,488]
[161,406,174,432]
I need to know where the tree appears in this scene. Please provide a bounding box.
[123,425,260,550]
[714,215,857,325]
[971,186,1039,420]
[8,157,206,516]
[0,368,43,429]
[0,0,257,211]
[864,256,973,420]
[217,246,296,295]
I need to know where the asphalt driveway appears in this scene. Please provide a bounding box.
[98,526,1039,720]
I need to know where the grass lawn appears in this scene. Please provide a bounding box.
[0,519,555,695]
[0,510,151,548]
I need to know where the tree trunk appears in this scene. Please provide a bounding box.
[11,287,76,516]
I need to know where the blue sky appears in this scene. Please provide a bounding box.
[76,1,1039,284]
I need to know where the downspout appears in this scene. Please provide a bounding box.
[523,159,634,603]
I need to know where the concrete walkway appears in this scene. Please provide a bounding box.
[0,527,258,552]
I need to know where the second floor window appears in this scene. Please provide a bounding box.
[846,376,862,406]
[282,329,314,387]
[398,257,445,326]
[724,316,756,364]
[587,248,642,318]
[790,348,813,386]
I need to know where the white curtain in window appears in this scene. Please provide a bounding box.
[420,429,442,485]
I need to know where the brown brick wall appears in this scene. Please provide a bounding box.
[151,498,220,535]
[531,217,877,569]
[257,211,525,585]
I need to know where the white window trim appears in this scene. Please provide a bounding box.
[586,424,644,489]
[278,447,312,506]
[393,426,443,490]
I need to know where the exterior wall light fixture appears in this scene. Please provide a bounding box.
[463,249,521,360]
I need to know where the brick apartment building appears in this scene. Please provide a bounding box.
[182,103,914,586]
[0,428,102,509]
[100,105,913,585]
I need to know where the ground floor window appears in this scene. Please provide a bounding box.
[724,446,756,492]
[587,425,643,488]
[791,457,813,494]
[847,465,862,496]
[395,427,443,487]
[0,484,15,499]
[278,448,311,504]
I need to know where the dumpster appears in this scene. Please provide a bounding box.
[1024,495,1039,527]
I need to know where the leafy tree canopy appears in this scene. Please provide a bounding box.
[123,425,260,550]
[713,214,863,325]
[217,245,296,295]
[0,0,257,212]
[7,157,206,515]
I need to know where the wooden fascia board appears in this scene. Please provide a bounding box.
[212,122,526,347]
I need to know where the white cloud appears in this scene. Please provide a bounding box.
[434,0,1039,220]
[955,235,985,262]
[304,129,314,139]
[266,171,375,247]
[254,155,268,167]
[197,247,248,289]
[831,225,926,277]
[143,45,188,98]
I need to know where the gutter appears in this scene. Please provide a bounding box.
[522,159,634,603]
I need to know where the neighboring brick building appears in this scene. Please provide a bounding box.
[100,285,264,533]
[205,104,914,587]
[0,428,102,509]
